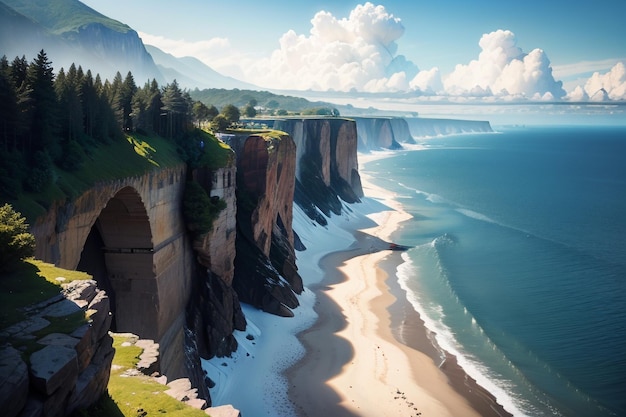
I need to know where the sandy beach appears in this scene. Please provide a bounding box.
[203,154,512,416]
[286,161,512,417]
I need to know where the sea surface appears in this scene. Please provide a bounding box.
[362,126,626,417]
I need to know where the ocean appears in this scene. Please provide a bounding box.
[361,126,626,417]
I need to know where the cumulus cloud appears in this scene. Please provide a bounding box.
[579,61,626,100]
[443,30,565,99]
[241,2,418,92]
[409,67,443,93]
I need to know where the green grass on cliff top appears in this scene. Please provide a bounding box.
[81,334,210,417]
[13,132,183,221]
[0,259,91,329]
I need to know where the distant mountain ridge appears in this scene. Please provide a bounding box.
[145,45,259,90]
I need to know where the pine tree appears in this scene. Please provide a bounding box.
[25,50,59,156]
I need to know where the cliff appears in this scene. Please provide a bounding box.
[189,161,247,360]
[221,132,304,317]
[271,118,364,224]
[351,117,404,151]
[405,117,493,137]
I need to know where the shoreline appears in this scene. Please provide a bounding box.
[286,158,512,416]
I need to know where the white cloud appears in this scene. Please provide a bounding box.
[240,2,418,92]
[442,30,565,99]
[581,61,626,100]
[409,67,443,93]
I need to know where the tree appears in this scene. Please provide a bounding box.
[0,204,35,272]
[192,101,210,128]
[25,50,59,155]
[242,103,257,118]
[211,114,229,131]
[161,80,190,138]
[221,104,240,126]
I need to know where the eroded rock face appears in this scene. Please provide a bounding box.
[224,133,303,317]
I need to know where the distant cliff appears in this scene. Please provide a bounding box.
[268,118,364,224]
[405,117,493,137]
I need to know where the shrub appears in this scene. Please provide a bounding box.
[0,204,36,272]
[182,181,226,236]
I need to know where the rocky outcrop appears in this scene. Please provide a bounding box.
[272,118,363,224]
[0,280,114,417]
[222,132,304,317]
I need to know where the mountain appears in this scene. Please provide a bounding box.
[1,0,163,83]
[145,45,258,90]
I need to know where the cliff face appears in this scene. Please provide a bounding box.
[223,133,303,317]
[189,162,246,361]
[352,117,402,151]
[272,118,363,224]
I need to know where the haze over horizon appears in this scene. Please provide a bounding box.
[79,0,626,103]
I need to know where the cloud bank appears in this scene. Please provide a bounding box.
[143,2,625,101]
[578,62,626,101]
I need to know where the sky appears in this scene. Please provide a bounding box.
[80,0,626,102]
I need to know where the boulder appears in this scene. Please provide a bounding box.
[0,346,29,417]
[29,345,78,396]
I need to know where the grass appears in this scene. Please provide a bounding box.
[12,132,184,222]
[0,259,92,361]
[0,259,91,329]
[79,334,210,417]
[197,129,234,169]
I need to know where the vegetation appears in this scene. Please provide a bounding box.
[183,180,226,237]
[78,334,209,417]
[0,50,235,221]
[189,88,339,117]
[0,257,91,357]
[0,203,35,271]
[2,0,131,35]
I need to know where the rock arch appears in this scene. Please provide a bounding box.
[78,186,159,339]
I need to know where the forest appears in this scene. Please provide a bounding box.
[0,49,224,201]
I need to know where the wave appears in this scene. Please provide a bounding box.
[455,208,498,224]
[395,239,536,417]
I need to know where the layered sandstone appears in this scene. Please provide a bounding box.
[222,132,303,317]
[190,161,247,360]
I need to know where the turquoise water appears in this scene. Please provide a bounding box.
[362,126,626,417]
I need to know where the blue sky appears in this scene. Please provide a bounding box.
[81,0,626,100]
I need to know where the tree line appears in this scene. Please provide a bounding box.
[0,49,242,200]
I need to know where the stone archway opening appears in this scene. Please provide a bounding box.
[78,186,158,338]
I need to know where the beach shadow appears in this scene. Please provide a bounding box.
[286,248,361,417]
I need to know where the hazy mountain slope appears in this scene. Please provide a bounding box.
[145,45,259,90]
